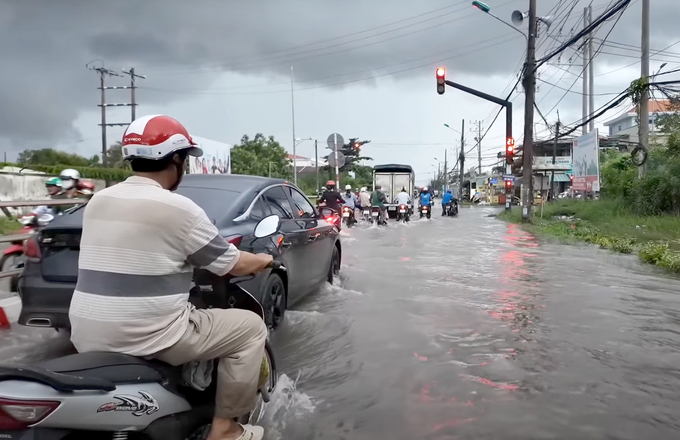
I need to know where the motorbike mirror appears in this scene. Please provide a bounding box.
[254,215,281,238]
[37,213,54,227]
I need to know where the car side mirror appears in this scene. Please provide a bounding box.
[254,215,281,238]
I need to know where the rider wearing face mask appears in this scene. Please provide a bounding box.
[68,115,273,440]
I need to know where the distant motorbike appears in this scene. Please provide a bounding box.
[362,207,372,222]
[420,204,432,219]
[341,205,355,228]
[443,202,458,217]
[1,213,55,292]
[396,204,410,223]
[370,206,387,226]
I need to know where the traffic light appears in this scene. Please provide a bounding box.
[436,68,446,95]
[505,137,515,164]
[505,180,513,191]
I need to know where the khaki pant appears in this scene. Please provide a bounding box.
[153,308,267,419]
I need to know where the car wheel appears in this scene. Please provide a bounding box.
[261,274,285,330]
[327,245,341,284]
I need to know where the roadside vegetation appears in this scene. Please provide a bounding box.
[498,108,680,274]
[0,217,21,235]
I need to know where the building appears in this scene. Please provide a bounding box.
[287,154,323,176]
[603,99,674,145]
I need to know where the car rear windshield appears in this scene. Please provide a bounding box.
[175,187,243,223]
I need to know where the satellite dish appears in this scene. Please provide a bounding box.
[511,10,529,26]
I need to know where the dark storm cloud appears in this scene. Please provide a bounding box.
[1,0,678,145]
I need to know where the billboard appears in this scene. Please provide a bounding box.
[188,136,232,174]
[533,156,572,171]
[572,129,600,192]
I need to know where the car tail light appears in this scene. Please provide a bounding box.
[0,398,60,430]
[23,236,41,259]
[226,235,242,248]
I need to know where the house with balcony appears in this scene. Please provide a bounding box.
[603,99,674,146]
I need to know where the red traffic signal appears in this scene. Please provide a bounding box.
[436,68,446,95]
[505,137,515,164]
[505,180,513,190]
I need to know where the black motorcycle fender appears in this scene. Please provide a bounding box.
[142,407,213,440]
[2,428,72,440]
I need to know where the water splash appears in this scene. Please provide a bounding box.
[261,373,316,440]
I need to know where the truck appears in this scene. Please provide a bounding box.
[372,164,415,218]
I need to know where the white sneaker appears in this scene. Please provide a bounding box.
[234,424,264,440]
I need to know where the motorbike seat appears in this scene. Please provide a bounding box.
[33,352,173,388]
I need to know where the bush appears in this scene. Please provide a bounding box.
[0,162,132,181]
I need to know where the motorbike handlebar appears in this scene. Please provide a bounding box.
[267,260,286,271]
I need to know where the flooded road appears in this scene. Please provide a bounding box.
[3,204,680,439]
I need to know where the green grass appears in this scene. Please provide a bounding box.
[0,217,21,236]
[497,199,680,274]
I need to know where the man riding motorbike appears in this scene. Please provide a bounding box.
[419,187,432,215]
[341,184,358,225]
[371,184,389,223]
[68,115,274,440]
[441,189,456,215]
[318,180,344,213]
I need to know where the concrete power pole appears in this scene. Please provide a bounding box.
[473,120,483,174]
[459,119,465,201]
[582,7,589,135]
[443,149,447,192]
[639,0,650,177]
[122,68,146,122]
[587,6,595,133]
[521,0,538,221]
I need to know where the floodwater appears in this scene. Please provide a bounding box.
[3,204,680,439]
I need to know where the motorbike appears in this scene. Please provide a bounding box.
[420,204,432,219]
[443,202,458,217]
[319,207,341,230]
[370,206,387,226]
[362,207,371,222]
[0,215,282,440]
[341,206,355,228]
[396,204,410,223]
[1,213,55,293]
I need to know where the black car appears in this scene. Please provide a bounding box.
[17,174,342,330]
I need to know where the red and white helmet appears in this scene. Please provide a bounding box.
[122,115,203,161]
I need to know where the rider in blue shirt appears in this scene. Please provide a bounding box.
[441,189,454,215]
[419,187,432,208]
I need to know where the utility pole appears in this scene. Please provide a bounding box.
[122,68,146,122]
[443,149,447,192]
[582,8,588,135]
[315,139,319,193]
[459,119,465,201]
[550,119,560,201]
[639,0,650,177]
[587,6,595,133]
[521,0,538,221]
[471,120,483,174]
[290,66,298,186]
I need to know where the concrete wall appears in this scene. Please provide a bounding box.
[0,168,105,215]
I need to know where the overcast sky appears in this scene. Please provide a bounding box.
[2,0,678,184]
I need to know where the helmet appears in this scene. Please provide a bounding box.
[345,184,352,191]
[122,115,203,161]
[423,186,429,191]
[447,189,452,194]
[78,180,95,191]
[45,177,61,187]
[59,169,80,190]
[326,180,336,187]
[360,187,367,192]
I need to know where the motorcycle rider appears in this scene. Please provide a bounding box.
[420,187,432,212]
[341,184,358,224]
[318,180,344,213]
[394,187,411,206]
[359,187,371,211]
[370,184,389,223]
[46,177,62,197]
[68,115,274,440]
[441,189,454,215]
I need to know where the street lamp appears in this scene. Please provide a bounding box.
[443,123,463,136]
[472,1,527,40]
[293,137,313,185]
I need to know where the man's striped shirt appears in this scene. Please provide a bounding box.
[69,176,240,356]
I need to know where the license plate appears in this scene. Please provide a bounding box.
[399,209,406,213]
[422,209,428,213]
[342,212,350,217]
[371,212,379,217]
[388,206,396,211]
[363,211,370,215]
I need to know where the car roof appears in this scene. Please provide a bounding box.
[180,174,286,192]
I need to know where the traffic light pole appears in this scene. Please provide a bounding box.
[443,79,513,211]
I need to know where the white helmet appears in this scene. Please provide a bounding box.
[360,187,367,192]
[59,169,80,190]
[122,115,203,161]
[345,184,352,190]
